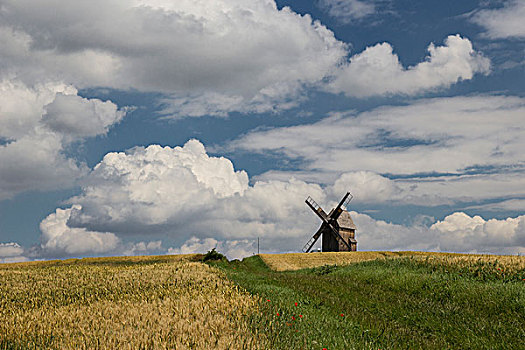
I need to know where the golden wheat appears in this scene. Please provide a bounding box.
[0,255,266,349]
[260,251,525,272]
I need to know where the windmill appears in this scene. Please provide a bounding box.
[302,192,357,253]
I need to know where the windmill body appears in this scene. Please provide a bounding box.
[322,210,357,252]
[303,192,358,253]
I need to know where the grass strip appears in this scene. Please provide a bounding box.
[211,256,525,350]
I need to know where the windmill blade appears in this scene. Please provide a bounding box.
[326,222,352,251]
[302,224,326,253]
[328,192,353,221]
[305,196,329,222]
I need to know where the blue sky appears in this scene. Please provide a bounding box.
[0,0,524,261]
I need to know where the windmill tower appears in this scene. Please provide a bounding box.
[302,192,357,253]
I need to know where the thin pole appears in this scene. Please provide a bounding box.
[257,237,260,255]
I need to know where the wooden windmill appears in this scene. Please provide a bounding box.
[302,192,357,253]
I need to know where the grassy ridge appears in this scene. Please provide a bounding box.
[0,255,267,349]
[213,255,525,350]
[260,251,525,274]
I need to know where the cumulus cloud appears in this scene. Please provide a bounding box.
[330,171,403,203]
[31,139,523,258]
[351,211,434,251]
[317,0,376,23]
[39,205,121,256]
[0,80,126,199]
[33,139,326,256]
[43,94,126,139]
[0,80,76,140]
[0,1,488,116]
[472,1,525,39]
[167,237,255,260]
[353,211,525,254]
[0,0,347,116]
[431,212,525,254]
[0,131,85,199]
[29,205,164,259]
[121,241,163,256]
[328,35,490,97]
[0,257,29,264]
[0,243,28,263]
[64,140,324,246]
[0,242,24,257]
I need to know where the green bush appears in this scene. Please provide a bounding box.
[202,248,227,262]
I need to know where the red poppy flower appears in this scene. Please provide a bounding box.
[292,316,296,320]
[340,313,344,317]
[294,302,298,306]
[299,314,303,318]
[276,312,280,316]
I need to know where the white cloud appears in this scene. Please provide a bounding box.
[24,140,525,258]
[0,80,126,200]
[31,139,525,258]
[0,242,24,258]
[230,95,525,206]
[168,237,219,255]
[467,199,525,212]
[330,171,403,203]
[0,80,76,140]
[231,94,525,176]
[43,94,126,139]
[0,131,86,199]
[318,0,376,23]
[395,172,525,206]
[39,205,121,256]
[64,140,324,245]
[167,237,255,260]
[0,2,489,116]
[0,0,347,116]
[351,211,434,251]
[472,1,525,39]
[159,83,306,118]
[353,211,525,254]
[328,35,490,97]
[121,241,163,256]
[39,140,325,254]
[0,256,30,264]
[35,205,164,258]
[431,212,525,254]
[0,243,29,263]
[255,169,525,207]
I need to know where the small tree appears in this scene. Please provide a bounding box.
[202,248,226,262]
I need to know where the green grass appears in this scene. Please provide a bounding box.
[210,256,525,350]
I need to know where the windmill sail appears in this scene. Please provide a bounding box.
[305,196,328,221]
[302,225,325,253]
[328,192,353,221]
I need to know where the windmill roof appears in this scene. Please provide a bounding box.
[337,210,356,230]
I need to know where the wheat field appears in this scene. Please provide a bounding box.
[2,251,523,349]
[0,255,266,349]
[260,251,525,273]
